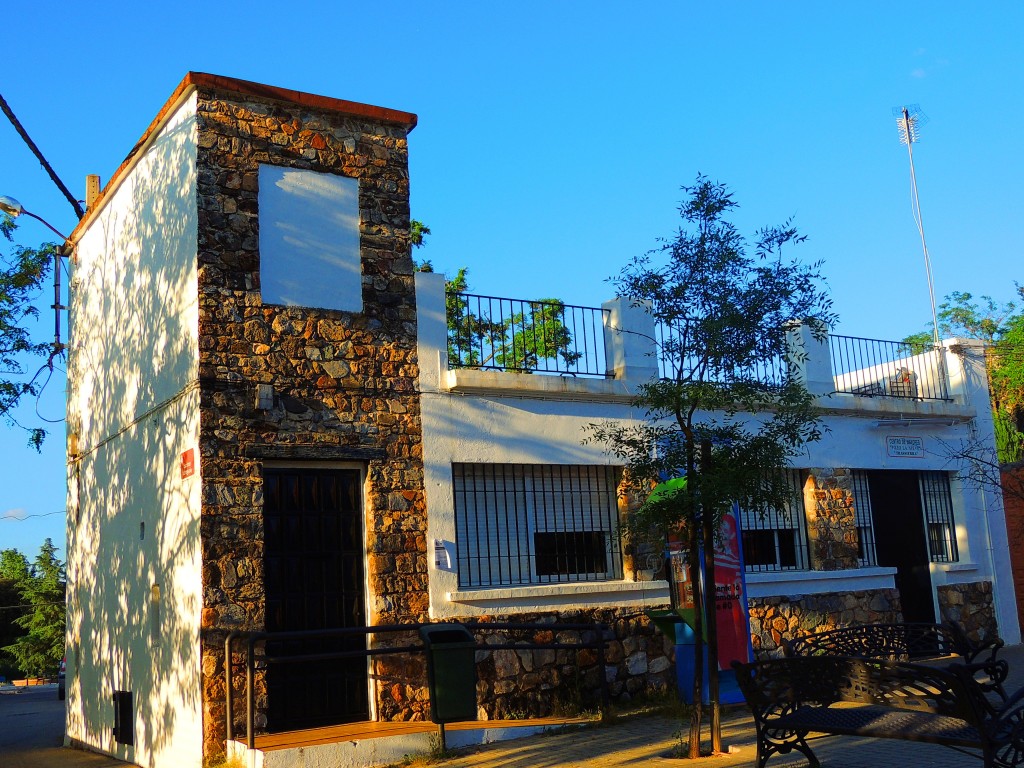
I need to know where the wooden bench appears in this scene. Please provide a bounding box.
[783,622,1008,699]
[732,655,1024,768]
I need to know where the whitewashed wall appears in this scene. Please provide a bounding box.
[66,92,204,767]
[416,272,670,617]
[416,273,1019,642]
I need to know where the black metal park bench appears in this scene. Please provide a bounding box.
[732,655,1024,768]
[783,621,1008,700]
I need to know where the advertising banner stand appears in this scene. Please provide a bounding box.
[649,503,753,705]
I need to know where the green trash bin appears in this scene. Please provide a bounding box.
[419,623,478,724]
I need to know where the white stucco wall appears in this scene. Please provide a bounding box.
[66,92,203,767]
[416,273,1019,642]
[416,272,671,617]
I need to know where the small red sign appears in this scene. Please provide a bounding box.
[181,448,195,479]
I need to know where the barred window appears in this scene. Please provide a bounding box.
[851,471,878,566]
[919,471,959,563]
[739,470,809,572]
[452,464,623,588]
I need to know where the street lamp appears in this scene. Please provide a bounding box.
[0,195,70,353]
[0,195,69,240]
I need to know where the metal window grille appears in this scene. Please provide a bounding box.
[452,464,624,588]
[919,471,959,563]
[739,470,810,572]
[851,471,879,567]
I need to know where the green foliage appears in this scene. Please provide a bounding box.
[0,549,30,679]
[410,220,581,372]
[938,291,1016,343]
[447,276,582,372]
[901,331,934,355]
[906,291,1018,345]
[589,175,835,541]
[0,213,55,450]
[0,548,30,582]
[416,250,581,372]
[989,312,1024,463]
[2,539,66,678]
[410,219,431,249]
[588,175,834,757]
[907,286,1024,463]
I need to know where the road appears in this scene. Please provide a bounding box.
[0,685,127,767]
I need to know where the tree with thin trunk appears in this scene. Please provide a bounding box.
[587,175,835,757]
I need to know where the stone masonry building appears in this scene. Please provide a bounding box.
[63,73,1019,768]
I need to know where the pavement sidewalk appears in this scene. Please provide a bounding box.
[425,644,1024,768]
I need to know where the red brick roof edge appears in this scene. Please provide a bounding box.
[70,72,417,242]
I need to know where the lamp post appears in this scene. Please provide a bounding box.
[0,195,70,354]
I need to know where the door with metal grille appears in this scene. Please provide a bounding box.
[263,467,368,731]
[866,470,935,623]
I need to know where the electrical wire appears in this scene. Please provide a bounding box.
[0,510,64,522]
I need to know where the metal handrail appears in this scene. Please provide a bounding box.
[446,292,610,377]
[829,334,951,401]
[224,621,610,751]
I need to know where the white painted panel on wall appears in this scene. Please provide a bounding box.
[258,165,361,311]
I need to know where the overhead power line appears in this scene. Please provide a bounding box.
[0,91,84,220]
[0,510,65,522]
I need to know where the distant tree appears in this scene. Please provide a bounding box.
[588,176,835,757]
[444,267,581,372]
[0,549,30,679]
[0,213,55,450]
[2,539,65,678]
[905,287,1024,463]
[0,548,30,583]
[410,220,580,372]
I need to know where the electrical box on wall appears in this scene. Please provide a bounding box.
[112,690,134,746]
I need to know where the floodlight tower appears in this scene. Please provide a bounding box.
[894,104,941,348]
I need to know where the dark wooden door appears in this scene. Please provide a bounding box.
[867,470,935,624]
[263,467,369,731]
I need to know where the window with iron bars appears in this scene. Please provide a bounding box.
[452,464,624,588]
[851,471,879,567]
[919,471,959,563]
[739,470,810,572]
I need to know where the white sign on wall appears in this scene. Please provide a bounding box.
[886,435,925,458]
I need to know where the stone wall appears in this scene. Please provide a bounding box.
[371,610,673,722]
[191,85,423,756]
[804,468,859,571]
[748,589,902,657]
[937,581,997,643]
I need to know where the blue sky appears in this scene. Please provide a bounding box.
[2,1,1022,557]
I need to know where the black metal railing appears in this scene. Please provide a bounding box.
[829,334,950,401]
[446,292,609,377]
[655,322,788,386]
[224,621,610,750]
